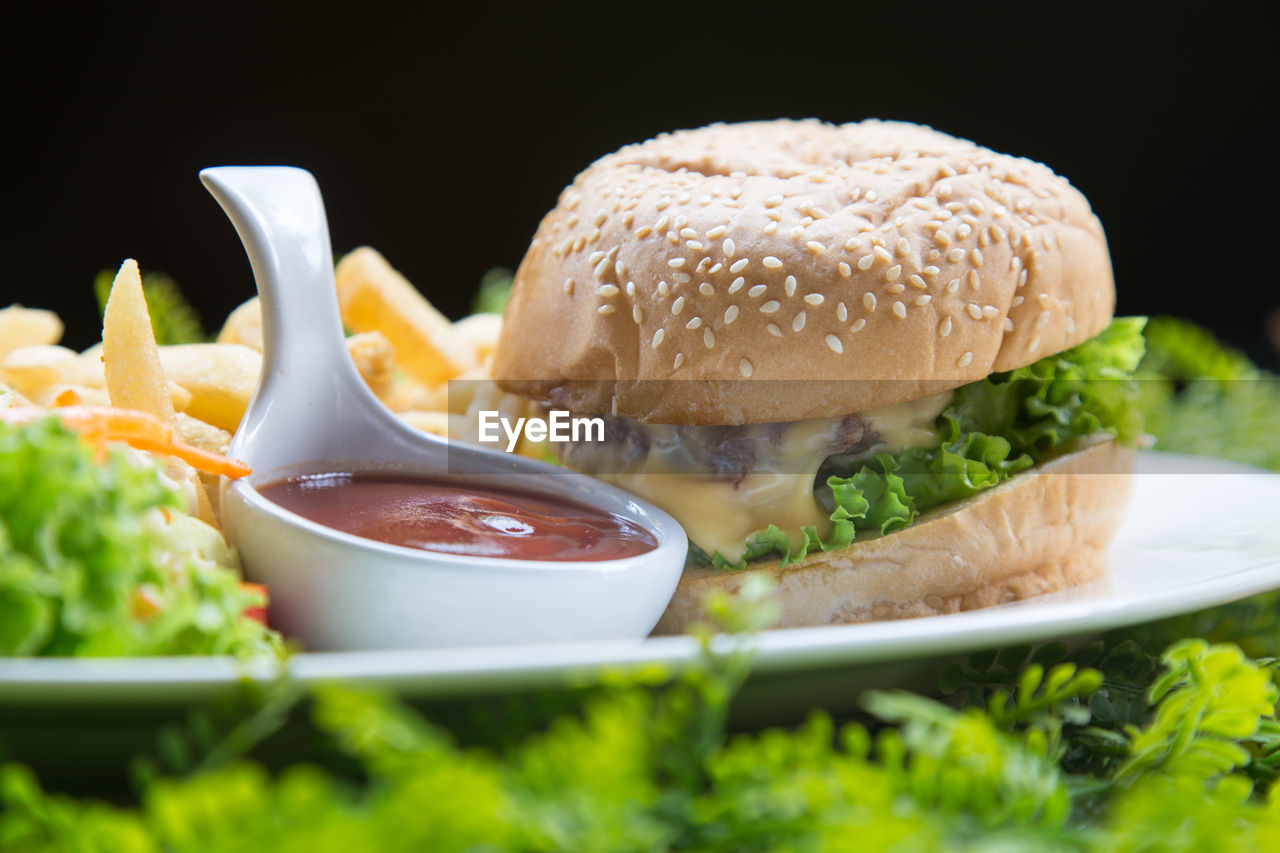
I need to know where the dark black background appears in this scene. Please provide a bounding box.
[3,2,1276,366]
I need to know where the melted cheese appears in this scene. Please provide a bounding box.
[584,391,954,562]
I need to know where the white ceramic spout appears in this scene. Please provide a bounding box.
[200,166,687,651]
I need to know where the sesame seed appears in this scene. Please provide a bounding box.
[850,318,867,332]
[1066,316,1076,333]
[892,301,907,319]
[938,180,953,197]
[724,305,739,324]
[1035,310,1051,328]
[594,210,607,226]
[908,274,927,290]
[654,215,670,232]
[857,254,874,270]
[700,282,715,296]
[594,258,611,279]
[887,283,906,294]
[760,300,781,314]
[680,227,698,239]
[739,357,753,377]
[1018,269,1028,287]
[763,256,783,268]
[915,294,932,306]
[836,302,848,321]
[958,351,973,367]
[1012,295,1024,307]
[838,262,852,277]
[863,293,877,312]
[686,240,704,250]
[982,305,999,319]
[873,246,893,264]
[864,190,878,202]
[763,222,778,235]
[957,223,972,239]
[727,277,745,294]
[671,296,685,315]
[686,316,703,330]
[657,281,670,297]
[597,284,619,297]
[673,272,691,284]
[703,328,715,348]
[939,316,953,337]
[792,311,807,332]
[588,228,601,243]
[564,278,575,295]
[635,226,652,239]
[968,270,981,290]
[729,259,749,274]
[845,237,863,250]
[936,231,953,247]
[1003,317,1014,331]
[625,281,636,297]
[804,293,824,306]
[785,275,797,296]
[668,258,686,269]
[673,352,685,368]
[967,303,984,320]
[897,238,910,256]
[946,279,960,295]
[652,328,665,348]
[765,194,783,207]
[767,323,782,337]
[971,248,984,268]
[947,248,965,262]
[707,225,727,239]
[748,284,767,298]
[885,264,902,282]
[1029,335,1042,352]
[674,215,688,229]
[825,334,844,354]
[806,241,825,253]
[633,306,644,323]
[589,250,606,264]
[709,263,722,274]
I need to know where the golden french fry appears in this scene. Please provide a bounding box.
[217,297,263,351]
[452,312,503,362]
[30,383,112,409]
[347,331,396,399]
[335,247,475,385]
[103,259,175,424]
[0,305,63,360]
[383,375,448,413]
[0,345,80,397]
[157,343,261,432]
[175,412,234,525]
[167,382,193,413]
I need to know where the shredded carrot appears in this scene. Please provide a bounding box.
[1,405,252,479]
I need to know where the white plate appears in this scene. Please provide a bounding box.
[4,451,1280,716]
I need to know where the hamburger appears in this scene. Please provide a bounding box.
[491,119,1144,631]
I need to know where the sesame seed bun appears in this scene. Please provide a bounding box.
[652,437,1132,633]
[493,119,1114,424]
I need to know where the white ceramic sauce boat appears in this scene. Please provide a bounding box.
[201,166,687,651]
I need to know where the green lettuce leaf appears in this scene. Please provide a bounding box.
[710,317,1147,569]
[0,416,281,657]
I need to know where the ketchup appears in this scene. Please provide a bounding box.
[257,473,657,561]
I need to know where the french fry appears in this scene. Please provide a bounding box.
[157,343,261,432]
[32,384,112,409]
[335,247,474,385]
[0,345,80,398]
[217,297,263,351]
[175,412,233,525]
[383,375,449,413]
[346,330,396,399]
[0,305,63,360]
[103,259,175,424]
[452,312,503,362]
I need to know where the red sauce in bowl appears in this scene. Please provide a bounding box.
[256,473,658,562]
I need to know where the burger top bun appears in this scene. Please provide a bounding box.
[493,119,1114,424]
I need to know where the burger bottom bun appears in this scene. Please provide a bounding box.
[652,438,1132,635]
